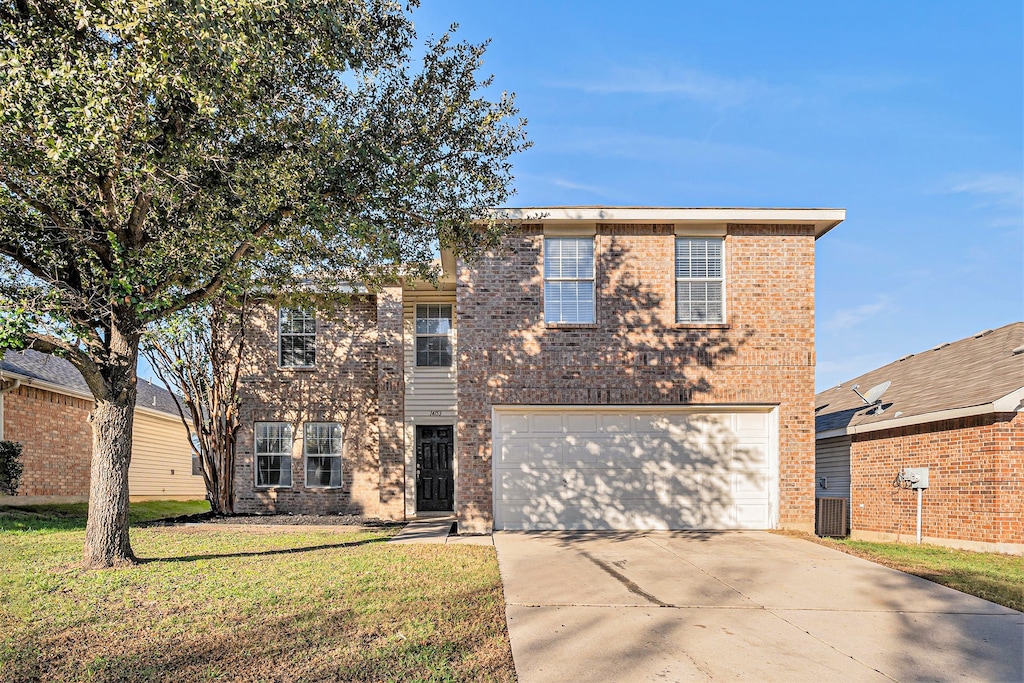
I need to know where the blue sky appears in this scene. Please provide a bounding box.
[412,1,1023,391]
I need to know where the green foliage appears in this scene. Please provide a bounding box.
[0,440,23,495]
[0,0,528,359]
[0,2,526,560]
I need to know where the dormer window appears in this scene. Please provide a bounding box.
[279,308,316,368]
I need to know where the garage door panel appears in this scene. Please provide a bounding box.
[733,471,770,496]
[498,439,531,464]
[566,413,598,433]
[598,413,636,433]
[500,413,531,435]
[731,440,769,467]
[735,503,771,527]
[531,413,565,433]
[735,412,769,435]
[493,408,776,531]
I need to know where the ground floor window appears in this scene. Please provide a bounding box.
[305,422,343,488]
[255,422,293,487]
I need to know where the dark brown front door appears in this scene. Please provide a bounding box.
[416,425,454,512]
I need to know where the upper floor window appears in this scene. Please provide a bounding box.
[544,237,595,324]
[305,422,343,488]
[416,304,453,367]
[279,308,315,367]
[255,421,293,488]
[676,237,724,323]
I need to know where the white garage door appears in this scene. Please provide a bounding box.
[493,407,777,531]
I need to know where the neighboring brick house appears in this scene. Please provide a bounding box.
[815,322,1024,553]
[0,349,206,501]
[235,206,845,534]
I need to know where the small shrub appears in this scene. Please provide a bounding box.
[0,440,24,495]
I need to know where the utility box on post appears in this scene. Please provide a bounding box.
[903,467,929,489]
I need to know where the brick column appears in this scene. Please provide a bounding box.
[376,286,406,519]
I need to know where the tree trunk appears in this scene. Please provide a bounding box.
[83,397,137,567]
[83,319,141,568]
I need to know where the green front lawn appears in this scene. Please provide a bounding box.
[815,537,1024,612]
[0,499,210,533]
[0,502,515,682]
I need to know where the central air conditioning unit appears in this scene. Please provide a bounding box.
[815,497,848,537]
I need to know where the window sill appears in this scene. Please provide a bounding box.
[254,485,293,490]
[671,322,731,330]
[277,366,317,372]
[305,486,345,491]
[544,322,598,329]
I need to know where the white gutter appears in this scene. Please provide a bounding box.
[0,372,182,422]
[816,386,1024,440]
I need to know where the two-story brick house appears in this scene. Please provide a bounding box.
[234,207,845,534]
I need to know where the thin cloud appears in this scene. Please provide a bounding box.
[514,172,619,201]
[948,172,1023,208]
[546,67,771,108]
[824,296,895,332]
[546,127,778,165]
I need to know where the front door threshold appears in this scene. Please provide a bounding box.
[411,511,456,520]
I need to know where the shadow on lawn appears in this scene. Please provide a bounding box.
[141,536,389,564]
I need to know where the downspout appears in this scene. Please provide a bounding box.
[0,378,23,441]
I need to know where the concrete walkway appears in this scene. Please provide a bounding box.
[388,517,494,546]
[494,531,1023,682]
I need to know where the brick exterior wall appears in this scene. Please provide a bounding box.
[234,300,383,515]
[851,412,1024,550]
[456,223,818,533]
[376,286,406,519]
[2,385,92,496]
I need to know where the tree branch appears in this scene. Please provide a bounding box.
[23,332,108,401]
[150,209,285,319]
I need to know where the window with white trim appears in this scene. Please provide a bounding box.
[415,304,453,367]
[544,237,595,324]
[675,237,725,323]
[279,308,316,367]
[304,422,342,488]
[255,422,293,487]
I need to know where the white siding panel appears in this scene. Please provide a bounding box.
[129,412,206,499]
[403,289,458,418]
[815,436,852,500]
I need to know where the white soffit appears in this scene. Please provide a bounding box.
[492,207,847,239]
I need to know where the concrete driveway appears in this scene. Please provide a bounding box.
[493,531,1023,682]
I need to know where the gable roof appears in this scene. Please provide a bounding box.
[1,349,181,417]
[815,322,1024,438]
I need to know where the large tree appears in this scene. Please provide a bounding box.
[0,0,527,567]
[142,294,249,516]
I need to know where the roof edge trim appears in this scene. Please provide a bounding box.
[489,207,846,238]
[816,387,1024,439]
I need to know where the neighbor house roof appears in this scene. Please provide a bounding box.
[491,207,847,238]
[815,322,1024,438]
[1,349,181,417]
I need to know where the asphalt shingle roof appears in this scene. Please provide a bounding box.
[1,349,182,416]
[815,322,1024,435]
